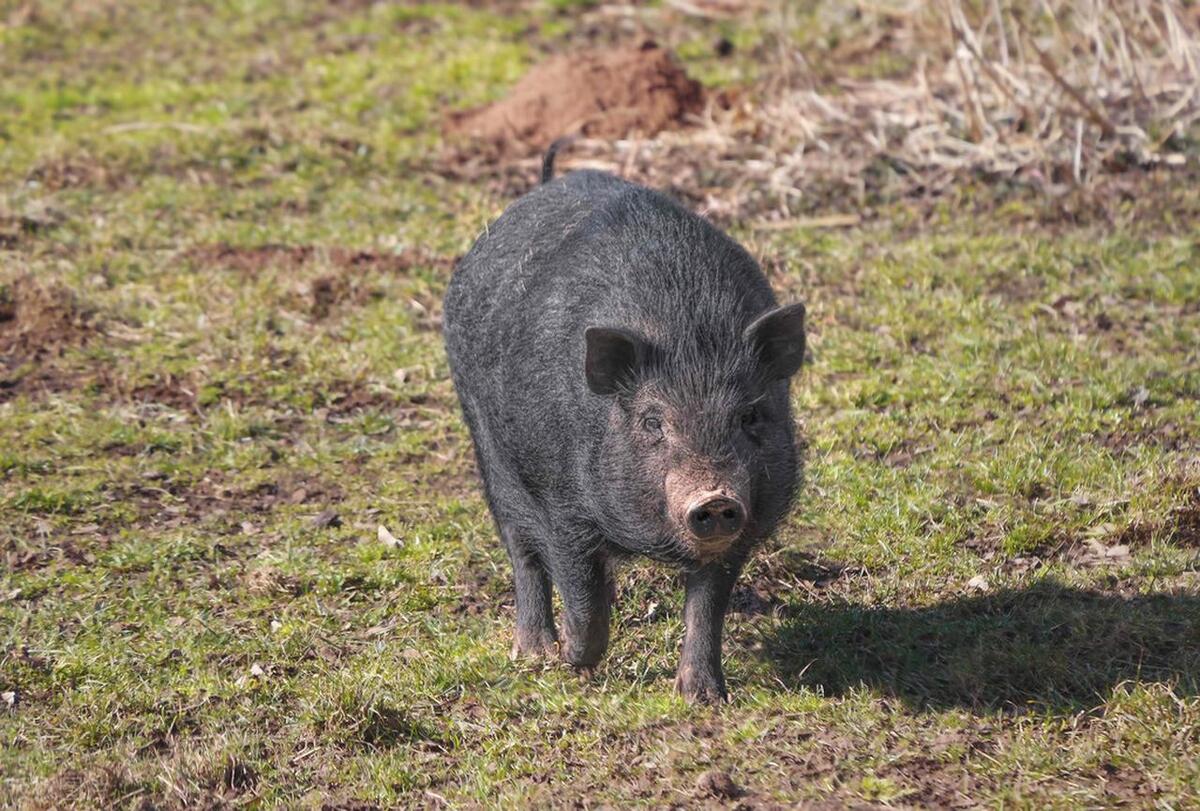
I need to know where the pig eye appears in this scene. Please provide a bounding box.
[739,407,759,429]
[641,415,663,436]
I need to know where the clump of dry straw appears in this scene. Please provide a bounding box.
[571,0,1200,222]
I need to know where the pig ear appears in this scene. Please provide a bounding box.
[585,326,645,395]
[744,303,806,380]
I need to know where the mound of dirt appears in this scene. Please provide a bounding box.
[445,42,704,156]
[0,275,97,364]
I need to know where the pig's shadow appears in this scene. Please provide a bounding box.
[751,576,1200,712]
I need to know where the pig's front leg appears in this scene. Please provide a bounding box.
[676,556,744,703]
[550,550,612,669]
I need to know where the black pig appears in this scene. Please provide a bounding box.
[443,148,805,703]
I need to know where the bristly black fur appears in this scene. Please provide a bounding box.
[443,166,806,703]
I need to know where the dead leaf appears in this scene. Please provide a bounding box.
[967,574,990,592]
[2,690,16,709]
[249,663,266,678]
[310,509,341,529]
[1085,522,1119,539]
[1076,538,1133,566]
[378,524,402,547]
[423,790,448,808]
[1007,556,1039,575]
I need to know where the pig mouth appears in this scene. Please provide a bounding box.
[672,512,747,566]
[620,531,737,568]
[683,536,737,564]
[661,529,748,569]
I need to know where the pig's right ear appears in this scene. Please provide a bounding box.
[585,327,645,396]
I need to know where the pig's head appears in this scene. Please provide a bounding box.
[584,303,806,565]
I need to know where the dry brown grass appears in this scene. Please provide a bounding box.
[555,0,1199,221]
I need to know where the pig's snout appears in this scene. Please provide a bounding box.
[685,493,746,543]
[666,468,749,557]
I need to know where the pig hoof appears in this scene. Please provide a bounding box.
[675,668,728,704]
[559,635,606,669]
[511,628,559,660]
[560,645,602,669]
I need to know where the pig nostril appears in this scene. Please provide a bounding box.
[721,508,738,520]
[695,510,711,523]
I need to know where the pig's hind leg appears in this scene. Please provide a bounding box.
[499,522,559,659]
[462,404,558,659]
[546,543,612,670]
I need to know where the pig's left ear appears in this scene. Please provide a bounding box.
[744,303,806,380]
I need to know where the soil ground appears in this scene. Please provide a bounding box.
[2,1,1199,808]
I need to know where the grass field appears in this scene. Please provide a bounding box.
[3,1,1200,807]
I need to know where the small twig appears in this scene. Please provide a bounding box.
[751,214,862,230]
[951,45,985,142]
[1030,41,1119,137]
[990,0,1011,65]
[950,20,1025,115]
[102,121,211,135]
[1072,118,1084,183]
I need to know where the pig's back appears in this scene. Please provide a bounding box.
[445,170,772,373]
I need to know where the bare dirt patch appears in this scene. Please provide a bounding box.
[112,372,411,415]
[0,274,101,401]
[183,244,455,277]
[127,376,200,411]
[4,525,104,575]
[0,206,66,249]
[1099,422,1200,457]
[22,764,144,811]
[179,471,345,518]
[81,471,349,550]
[733,547,866,617]
[25,155,122,192]
[321,385,403,417]
[182,244,456,322]
[444,42,704,158]
[0,469,352,577]
[1036,476,1200,569]
[1116,487,1200,550]
[872,736,991,809]
[0,275,96,361]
